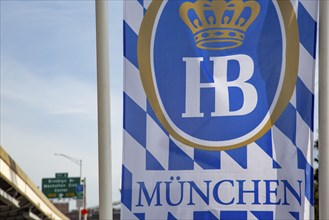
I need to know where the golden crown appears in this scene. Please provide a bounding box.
[179,0,260,50]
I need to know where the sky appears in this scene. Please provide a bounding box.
[0,0,320,211]
[0,0,123,208]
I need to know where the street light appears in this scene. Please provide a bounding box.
[54,153,86,220]
[54,153,82,181]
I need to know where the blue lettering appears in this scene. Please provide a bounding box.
[264,180,281,205]
[134,178,303,207]
[165,176,185,206]
[136,181,162,207]
[213,180,235,205]
[187,180,211,205]
[237,180,261,205]
[281,180,302,205]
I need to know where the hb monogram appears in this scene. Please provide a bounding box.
[180,0,260,117]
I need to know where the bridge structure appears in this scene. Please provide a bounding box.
[0,146,68,220]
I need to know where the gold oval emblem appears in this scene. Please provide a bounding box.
[138,0,299,151]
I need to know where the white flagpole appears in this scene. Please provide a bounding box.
[319,0,329,219]
[95,0,113,219]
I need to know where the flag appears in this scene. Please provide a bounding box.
[121,0,318,219]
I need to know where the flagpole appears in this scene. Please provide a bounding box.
[95,0,113,219]
[319,0,329,219]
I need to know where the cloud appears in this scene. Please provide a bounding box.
[0,0,124,208]
[1,1,96,81]
[2,57,97,119]
[1,52,125,205]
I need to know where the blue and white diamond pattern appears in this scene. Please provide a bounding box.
[122,0,318,219]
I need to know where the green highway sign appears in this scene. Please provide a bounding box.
[55,172,68,178]
[42,177,80,199]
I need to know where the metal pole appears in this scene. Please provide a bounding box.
[83,177,87,220]
[95,0,113,219]
[80,160,82,181]
[54,153,83,220]
[319,0,329,219]
[79,160,82,220]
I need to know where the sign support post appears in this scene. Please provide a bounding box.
[319,0,329,218]
[83,178,87,220]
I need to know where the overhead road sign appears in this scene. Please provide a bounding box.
[42,176,80,199]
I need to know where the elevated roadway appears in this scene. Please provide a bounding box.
[0,146,68,220]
